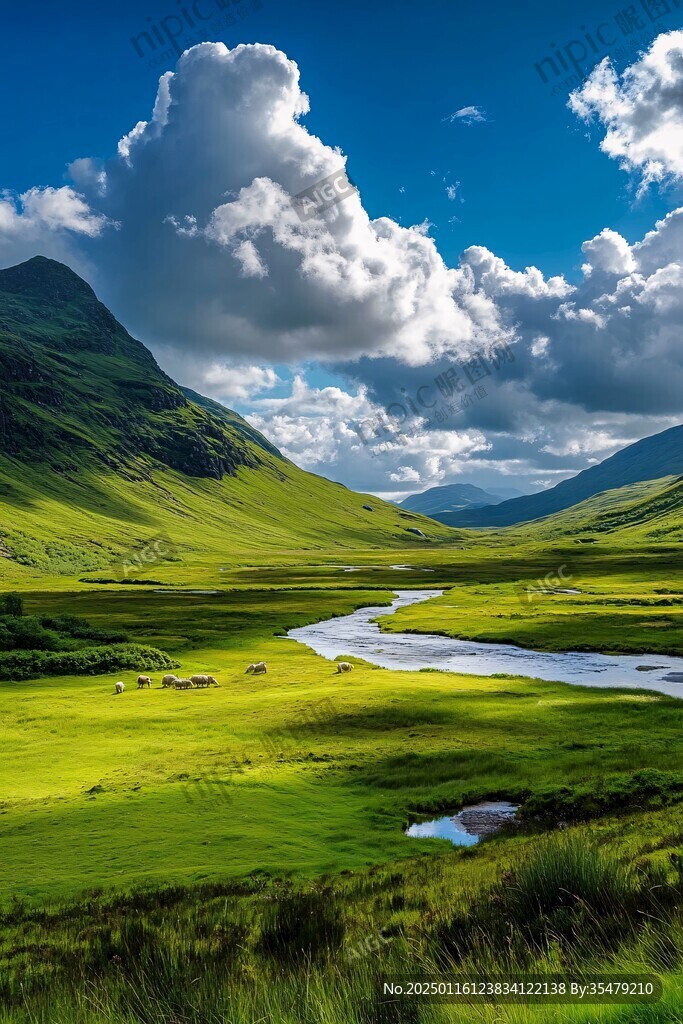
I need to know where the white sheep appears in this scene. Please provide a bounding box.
[336,662,353,674]
[246,662,267,675]
[115,681,125,695]
[161,674,178,688]
[137,675,152,689]
[174,678,194,690]
[190,674,218,688]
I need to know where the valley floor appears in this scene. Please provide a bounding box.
[0,539,682,1022]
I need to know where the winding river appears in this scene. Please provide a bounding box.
[287,589,683,698]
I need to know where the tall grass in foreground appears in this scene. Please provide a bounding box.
[1,836,683,1023]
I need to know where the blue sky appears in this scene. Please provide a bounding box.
[3,0,677,272]
[2,0,683,496]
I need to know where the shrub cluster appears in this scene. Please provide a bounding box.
[0,643,178,681]
[0,612,128,653]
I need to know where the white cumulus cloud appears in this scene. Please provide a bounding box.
[570,31,683,192]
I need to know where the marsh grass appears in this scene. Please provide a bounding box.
[1,836,682,1023]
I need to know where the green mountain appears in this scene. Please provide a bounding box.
[511,474,683,543]
[398,482,520,516]
[433,425,683,528]
[0,256,264,480]
[180,386,284,461]
[0,257,455,583]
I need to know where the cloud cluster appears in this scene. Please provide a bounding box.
[443,105,488,125]
[570,31,683,192]
[243,373,491,489]
[66,42,508,369]
[0,186,113,267]
[1,33,683,498]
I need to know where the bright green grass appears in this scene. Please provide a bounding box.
[0,475,681,1021]
[0,452,456,586]
[382,567,683,655]
[1,583,682,906]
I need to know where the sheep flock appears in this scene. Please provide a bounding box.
[113,660,354,694]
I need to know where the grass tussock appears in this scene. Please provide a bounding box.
[521,768,683,822]
[1,835,683,1023]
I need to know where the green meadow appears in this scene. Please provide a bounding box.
[0,467,682,1022]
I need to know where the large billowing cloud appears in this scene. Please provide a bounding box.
[569,30,683,193]
[243,374,492,492]
[1,35,683,497]
[68,42,508,368]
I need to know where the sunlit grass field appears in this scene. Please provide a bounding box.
[1,580,682,905]
[0,473,681,1021]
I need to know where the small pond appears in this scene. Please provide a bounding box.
[406,801,519,846]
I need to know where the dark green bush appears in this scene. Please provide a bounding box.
[0,612,129,653]
[0,593,23,616]
[40,615,128,644]
[0,644,179,681]
[0,615,66,652]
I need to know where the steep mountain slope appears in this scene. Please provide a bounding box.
[0,257,456,582]
[180,386,284,461]
[399,482,516,516]
[0,257,265,480]
[434,425,683,527]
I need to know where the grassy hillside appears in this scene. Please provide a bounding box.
[514,474,683,542]
[0,454,457,586]
[0,257,456,584]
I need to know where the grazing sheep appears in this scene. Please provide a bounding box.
[174,678,194,690]
[200,674,219,687]
[115,681,125,695]
[137,675,152,689]
[161,674,178,688]
[336,662,353,674]
[246,662,267,675]
[190,674,218,688]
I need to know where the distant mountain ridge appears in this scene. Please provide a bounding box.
[432,425,683,527]
[398,482,523,517]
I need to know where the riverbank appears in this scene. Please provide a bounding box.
[288,589,683,696]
